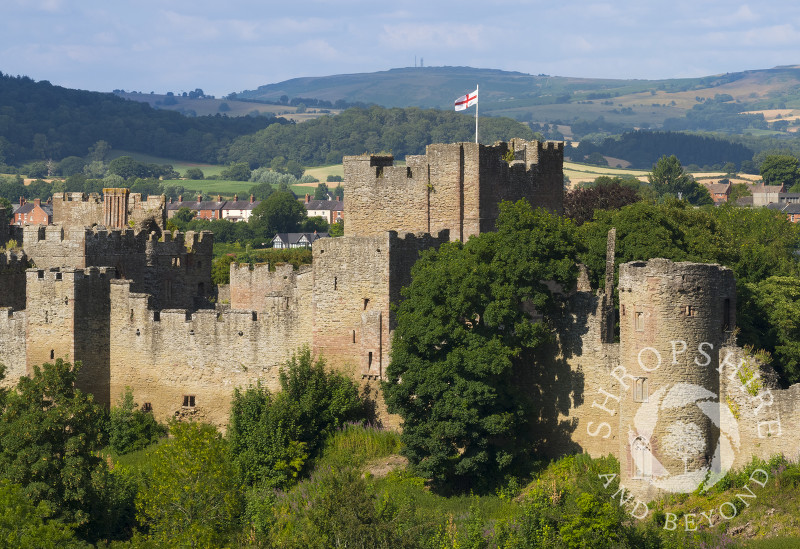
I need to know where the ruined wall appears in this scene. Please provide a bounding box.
[617,259,736,501]
[108,277,313,427]
[23,226,213,309]
[24,267,114,402]
[344,140,564,241]
[52,192,103,227]
[719,346,800,469]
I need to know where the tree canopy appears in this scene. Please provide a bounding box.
[383,200,579,491]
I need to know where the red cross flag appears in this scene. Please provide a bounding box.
[454,88,478,111]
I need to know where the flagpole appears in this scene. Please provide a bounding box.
[475,84,479,144]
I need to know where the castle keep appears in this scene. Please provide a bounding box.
[0,140,798,501]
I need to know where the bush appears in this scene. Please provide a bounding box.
[184,167,204,180]
[107,388,167,455]
[228,347,369,490]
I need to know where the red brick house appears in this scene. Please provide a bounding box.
[702,182,731,204]
[11,198,52,226]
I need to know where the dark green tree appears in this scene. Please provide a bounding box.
[228,347,367,490]
[645,155,711,205]
[220,162,252,181]
[313,182,329,200]
[249,191,306,239]
[184,167,204,180]
[759,154,800,188]
[383,200,579,491]
[0,359,106,531]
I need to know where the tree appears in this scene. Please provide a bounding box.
[249,191,306,239]
[107,387,166,455]
[313,182,329,200]
[383,200,579,491]
[328,220,344,237]
[0,480,87,548]
[739,276,800,385]
[184,167,204,180]
[107,156,145,180]
[87,140,110,162]
[0,359,106,531]
[333,183,344,200]
[228,347,367,490]
[648,155,711,205]
[135,422,242,547]
[564,181,640,225]
[760,154,800,188]
[220,162,252,181]
[58,156,85,177]
[326,175,343,183]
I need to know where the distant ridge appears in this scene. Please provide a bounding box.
[234,65,800,131]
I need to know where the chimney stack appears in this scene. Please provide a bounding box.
[179,195,183,202]
[33,198,41,207]
[250,194,254,203]
[234,194,239,202]
[305,194,311,203]
[217,194,222,202]
[197,194,202,203]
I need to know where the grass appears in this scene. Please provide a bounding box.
[314,423,402,470]
[303,164,344,182]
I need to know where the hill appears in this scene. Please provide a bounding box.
[0,72,285,166]
[235,65,800,136]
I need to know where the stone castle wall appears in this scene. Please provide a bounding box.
[108,275,313,426]
[23,225,213,309]
[52,192,103,227]
[53,190,166,230]
[344,140,563,241]
[24,267,115,402]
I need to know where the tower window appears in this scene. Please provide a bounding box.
[182,395,196,408]
[633,377,648,403]
[635,311,644,331]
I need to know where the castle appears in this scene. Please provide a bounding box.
[0,138,797,502]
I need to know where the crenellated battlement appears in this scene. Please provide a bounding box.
[344,139,564,240]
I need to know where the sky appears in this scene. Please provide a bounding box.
[3,0,800,98]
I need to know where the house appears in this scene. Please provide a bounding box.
[272,232,329,249]
[303,194,343,225]
[778,193,800,204]
[167,195,225,220]
[10,198,52,226]
[751,183,786,206]
[767,202,800,223]
[701,182,731,204]
[221,194,260,222]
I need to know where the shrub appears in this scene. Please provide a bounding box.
[107,388,167,455]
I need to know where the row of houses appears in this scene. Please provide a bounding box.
[701,180,800,223]
[166,194,344,225]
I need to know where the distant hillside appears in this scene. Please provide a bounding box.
[0,72,283,166]
[236,65,800,137]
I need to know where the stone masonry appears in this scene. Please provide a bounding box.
[0,140,797,498]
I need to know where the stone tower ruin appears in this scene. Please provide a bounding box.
[617,259,736,500]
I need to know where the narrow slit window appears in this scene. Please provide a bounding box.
[635,311,644,331]
[633,377,648,403]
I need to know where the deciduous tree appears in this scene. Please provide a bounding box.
[383,200,578,491]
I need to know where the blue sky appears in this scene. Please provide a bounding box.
[2,0,800,97]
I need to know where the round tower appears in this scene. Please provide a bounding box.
[617,259,736,500]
